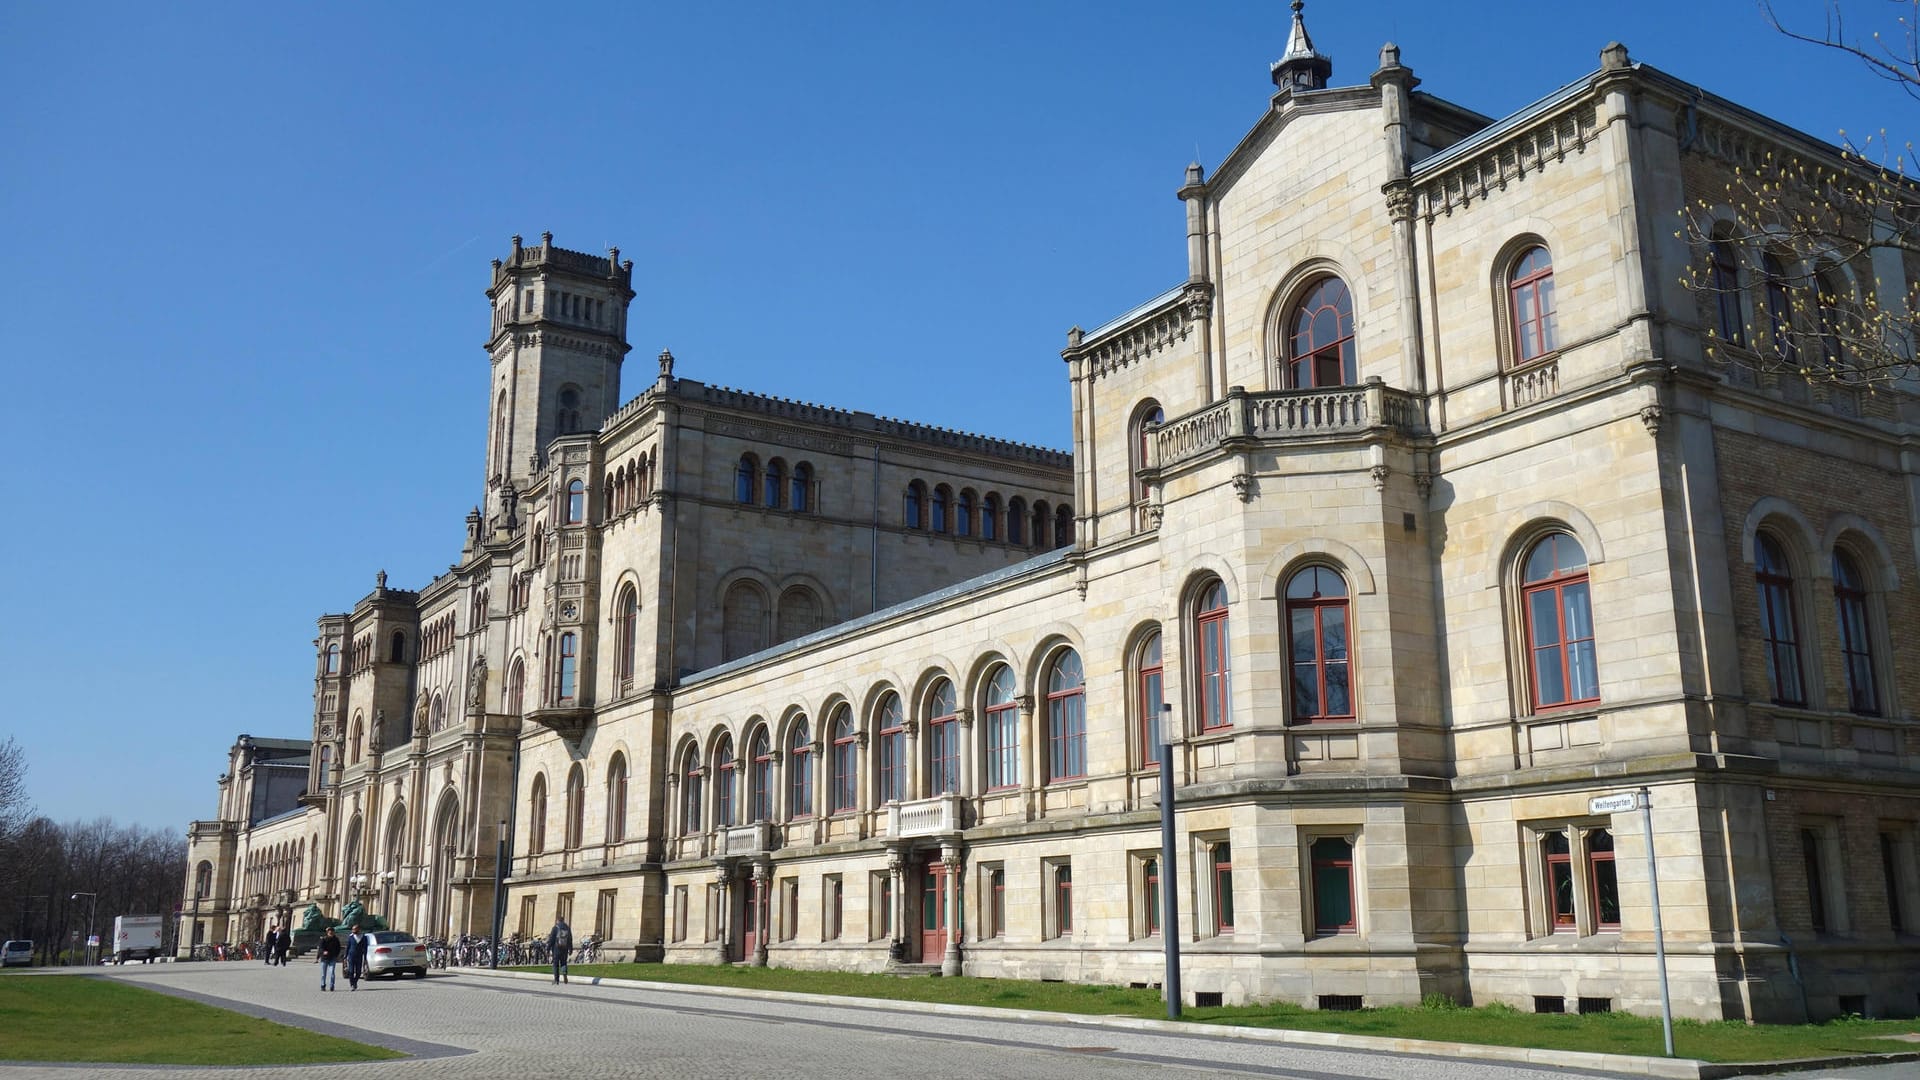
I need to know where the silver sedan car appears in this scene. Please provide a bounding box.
[363,931,427,978]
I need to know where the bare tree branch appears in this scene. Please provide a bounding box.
[1762,0,1920,100]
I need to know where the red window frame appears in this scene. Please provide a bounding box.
[749,731,773,822]
[1509,246,1557,364]
[1586,829,1619,930]
[1288,277,1355,388]
[1196,582,1231,731]
[830,708,858,813]
[984,667,1019,790]
[787,720,812,819]
[879,875,893,938]
[988,866,1006,938]
[1833,552,1879,715]
[1521,534,1599,711]
[1544,831,1575,930]
[877,695,906,804]
[1754,534,1806,706]
[1710,241,1746,347]
[1138,631,1164,767]
[1286,567,1352,723]
[556,633,577,702]
[1211,842,1235,933]
[927,681,959,795]
[1310,837,1356,935]
[1143,857,1161,936]
[714,738,735,828]
[1046,651,1086,782]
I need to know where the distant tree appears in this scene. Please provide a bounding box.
[1680,3,1920,385]
[0,738,26,845]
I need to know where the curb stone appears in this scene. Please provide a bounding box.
[446,967,1920,1078]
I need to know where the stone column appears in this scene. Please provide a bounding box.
[712,863,731,964]
[941,846,963,977]
[1016,696,1038,820]
[886,848,906,961]
[751,860,771,968]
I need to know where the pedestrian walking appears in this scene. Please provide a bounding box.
[547,917,571,984]
[273,925,291,967]
[262,926,278,966]
[345,924,369,990]
[317,927,341,991]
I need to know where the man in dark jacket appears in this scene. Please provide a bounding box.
[262,926,278,965]
[273,924,291,967]
[317,927,342,991]
[547,918,571,984]
[345,925,370,990]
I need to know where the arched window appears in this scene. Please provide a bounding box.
[430,694,445,733]
[1508,246,1556,364]
[787,717,813,819]
[927,679,959,795]
[318,744,333,788]
[1521,532,1599,710]
[566,479,585,524]
[1195,581,1231,731]
[1137,630,1165,767]
[956,490,975,538]
[529,775,548,855]
[493,391,509,476]
[564,765,585,849]
[1754,533,1805,706]
[1544,831,1574,930]
[557,385,582,433]
[1833,550,1879,715]
[1816,269,1848,369]
[1709,239,1746,348]
[1134,404,1164,502]
[905,481,926,529]
[830,706,857,813]
[194,861,213,899]
[1587,829,1620,929]
[1764,254,1799,367]
[790,462,812,513]
[749,729,773,822]
[680,747,703,834]
[389,631,406,663]
[1045,650,1086,782]
[615,586,639,685]
[777,586,821,644]
[1286,566,1352,722]
[324,644,340,675]
[507,658,525,715]
[1031,501,1050,550]
[764,459,784,509]
[1309,837,1356,935]
[713,735,736,828]
[876,693,906,804]
[1006,497,1026,546]
[931,485,950,534]
[982,493,1001,541]
[606,754,628,845]
[556,632,578,702]
[722,582,768,661]
[984,666,1019,790]
[735,456,757,504]
[1055,504,1074,547]
[1287,276,1356,387]
[350,714,364,764]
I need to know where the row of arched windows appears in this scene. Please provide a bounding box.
[526,753,629,854]
[422,612,457,659]
[721,581,827,662]
[733,454,815,513]
[243,839,305,898]
[1751,529,1889,715]
[605,452,656,518]
[1704,235,1858,371]
[903,482,1073,549]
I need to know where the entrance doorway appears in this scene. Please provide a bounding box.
[920,860,949,962]
[739,878,762,961]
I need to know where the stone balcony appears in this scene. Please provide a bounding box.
[885,794,963,840]
[1149,378,1426,472]
[721,822,774,857]
[525,705,592,742]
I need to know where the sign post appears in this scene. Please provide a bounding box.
[1591,788,1673,1056]
[1159,703,1182,1020]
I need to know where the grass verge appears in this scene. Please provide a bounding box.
[525,963,1920,1064]
[0,975,403,1065]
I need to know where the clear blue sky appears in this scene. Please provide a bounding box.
[0,1,1907,831]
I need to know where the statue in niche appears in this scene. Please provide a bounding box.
[467,656,488,710]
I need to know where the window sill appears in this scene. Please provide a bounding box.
[1523,931,1622,948]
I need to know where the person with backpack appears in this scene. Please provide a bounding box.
[547,917,571,984]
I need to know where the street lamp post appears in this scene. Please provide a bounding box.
[69,893,97,966]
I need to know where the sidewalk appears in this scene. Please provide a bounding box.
[446,966,1918,1080]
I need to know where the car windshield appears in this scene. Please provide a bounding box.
[370,932,415,944]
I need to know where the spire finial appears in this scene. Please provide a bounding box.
[1272,0,1333,92]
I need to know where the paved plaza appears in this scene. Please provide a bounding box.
[3,966,1913,1079]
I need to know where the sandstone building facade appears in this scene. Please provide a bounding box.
[181,11,1920,1022]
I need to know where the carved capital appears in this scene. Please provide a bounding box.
[1383,181,1416,223]
[1639,404,1663,436]
[1144,502,1164,528]
[1230,472,1255,502]
[1369,464,1390,492]
[1413,471,1435,500]
[1181,281,1214,322]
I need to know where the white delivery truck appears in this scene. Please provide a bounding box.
[112,915,165,963]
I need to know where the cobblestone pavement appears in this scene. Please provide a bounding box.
[0,963,1835,1080]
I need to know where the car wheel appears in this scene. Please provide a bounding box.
[413,968,427,979]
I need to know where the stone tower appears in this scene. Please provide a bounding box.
[483,232,636,524]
